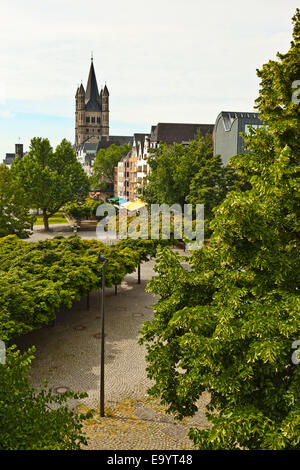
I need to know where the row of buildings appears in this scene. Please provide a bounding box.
[111,111,262,202]
[73,60,262,202]
[3,60,263,205]
[113,124,215,202]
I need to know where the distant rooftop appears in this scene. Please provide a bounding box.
[133,133,151,154]
[150,122,214,144]
[74,136,133,154]
[219,111,260,119]
[3,154,15,165]
[3,144,24,165]
[216,111,262,132]
[97,135,133,151]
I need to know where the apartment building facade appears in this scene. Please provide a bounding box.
[113,122,215,202]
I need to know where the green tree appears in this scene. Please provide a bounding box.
[140,10,300,450]
[141,142,187,206]
[187,156,250,235]
[0,346,91,450]
[186,154,227,232]
[141,133,237,222]
[142,134,214,207]
[255,9,300,155]
[65,197,104,221]
[0,234,163,343]
[90,143,131,190]
[0,164,34,238]
[11,138,89,231]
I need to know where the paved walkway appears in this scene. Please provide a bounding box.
[17,262,158,405]
[19,231,209,449]
[28,223,100,242]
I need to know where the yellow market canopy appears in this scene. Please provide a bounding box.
[120,200,146,211]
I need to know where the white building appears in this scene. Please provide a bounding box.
[75,142,98,176]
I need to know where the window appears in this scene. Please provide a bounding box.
[86,117,90,123]
[244,124,263,135]
[91,117,95,123]
[97,117,100,123]
[222,115,232,131]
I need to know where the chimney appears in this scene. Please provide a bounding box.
[15,143,23,158]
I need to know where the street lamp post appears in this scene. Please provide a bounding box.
[97,252,108,417]
[73,224,80,234]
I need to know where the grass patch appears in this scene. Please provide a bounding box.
[33,212,67,226]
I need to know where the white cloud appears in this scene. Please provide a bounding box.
[0,82,6,105]
[0,109,15,119]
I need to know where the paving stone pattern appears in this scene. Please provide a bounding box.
[18,227,210,449]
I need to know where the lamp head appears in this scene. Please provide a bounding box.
[97,252,108,264]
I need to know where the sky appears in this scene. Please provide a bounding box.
[0,0,299,159]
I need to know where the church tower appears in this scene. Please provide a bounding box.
[75,58,109,146]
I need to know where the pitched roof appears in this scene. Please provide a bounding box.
[103,84,109,96]
[3,153,15,165]
[133,133,151,155]
[96,136,133,151]
[215,111,262,132]
[83,142,98,152]
[150,122,214,144]
[109,135,133,145]
[85,61,101,112]
[219,111,260,120]
[134,133,150,141]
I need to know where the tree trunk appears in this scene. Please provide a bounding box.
[43,209,49,231]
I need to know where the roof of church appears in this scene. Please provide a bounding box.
[83,143,98,152]
[96,136,133,150]
[150,122,214,144]
[85,61,102,112]
[110,135,133,144]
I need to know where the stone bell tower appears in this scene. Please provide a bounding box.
[75,57,109,146]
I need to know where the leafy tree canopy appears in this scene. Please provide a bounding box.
[90,144,131,190]
[65,197,104,220]
[0,235,163,343]
[11,138,90,231]
[141,133,241,233]
[140,9,300,450]
[0,346,91,450]
[0,164,34,238]
[141,133,214,207]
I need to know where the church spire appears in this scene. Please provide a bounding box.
[85,59,101,111]
[103,81,109,96]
